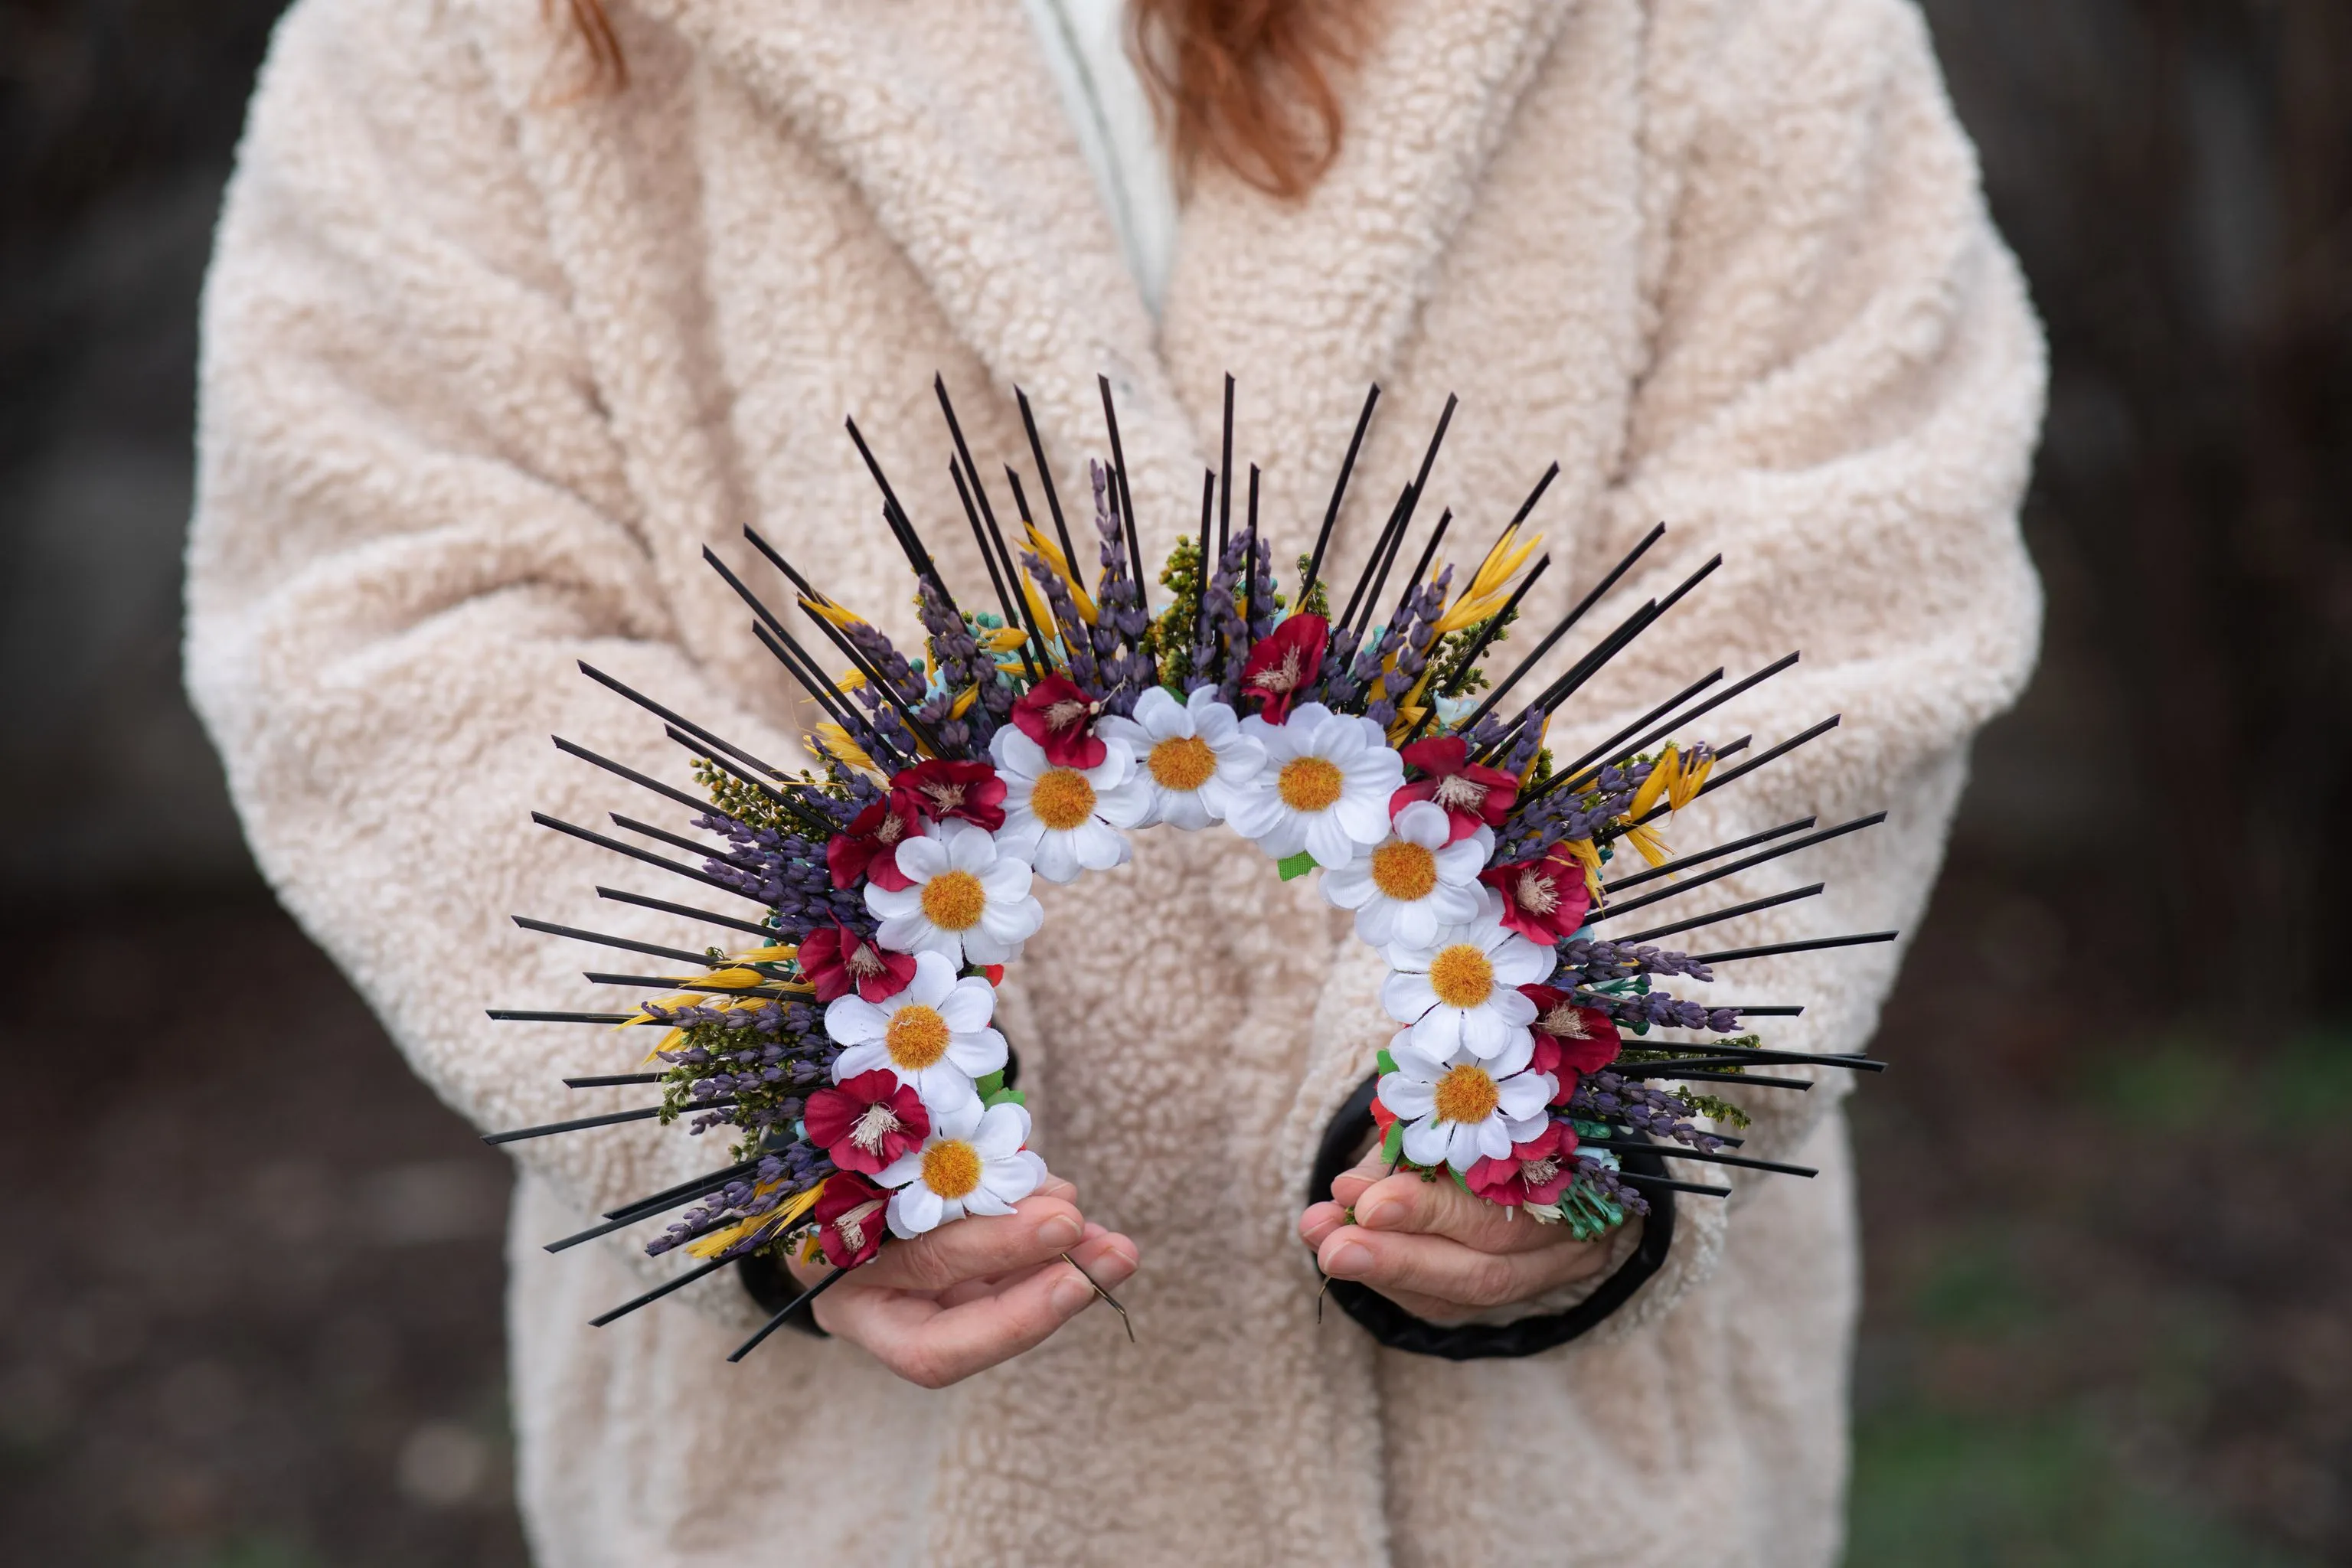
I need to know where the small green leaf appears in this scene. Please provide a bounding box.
[1374,1048,1400,1077]
[1276,850,1318,881]
[1380,1119,1404,1165]
[974,1070,1006,1099]
[984,1086,1027,1109]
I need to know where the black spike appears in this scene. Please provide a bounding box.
[1242,464,1261,635]
[576,662,782,780]
[1604,815,1818,893]
[594,886,774,941]
[1609,882,1827,947]
[1014,386,1080,575]
[1452,521,1665,733]
[1608,1067,1811,1091]
[1588,814,1887,926]
[485,1102,708,1145]
[486,1009,639,1024]
[513,916,712,968]
[1217,373,1235,557]
[532,812,769,906]
[589,1253,734,1328]
[1096,375,1148,622]
[565,1072,664,1087]
[728,1266,850,1361]
[1688,930,1900,965]
[552,736,740,825]
[603,1155,766,1220]
[1580,1139,1817,1178]
[608,812,760,873]
[1304,384,1379,598]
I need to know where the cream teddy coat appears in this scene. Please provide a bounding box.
[186,0,2043,1561]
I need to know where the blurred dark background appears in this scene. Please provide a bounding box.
[3,1,2347,1563]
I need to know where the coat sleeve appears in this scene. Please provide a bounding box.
[186,0,795,1312]
[1573,0,2043,1318]
[1305,0,2044,1352]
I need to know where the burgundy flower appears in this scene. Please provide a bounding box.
[1480,849,1592,944]
[811,1170,891,1269]
[795,917,916,1004]
[890,758,1007,831]
[1240,613,1327,724]
[1465,1120,1579,1207]
[1011,674,1106,768]
[1390,736,1518,844]
[1519,985,1624,1097]
[826,796,923,891]
[802,1069,931,1177]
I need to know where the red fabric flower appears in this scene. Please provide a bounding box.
[811,1170,891,1269]
[1465,1120,1579,1207]
[802,1070,931,1177]
[826,796,923,890]
[1011,674,1106,768]
[890,758,1006,831]
[1480,849,1593,944]
[1240,613,1328,723]
[1519,985,1624,1097]
[1390,736,1518,844]
[795,917,916,1004]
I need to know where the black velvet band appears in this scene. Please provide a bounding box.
[1305,1073,1677,1361]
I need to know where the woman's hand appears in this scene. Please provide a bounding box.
[1298,1149,1614,1324]
[788,1176,1138,1388]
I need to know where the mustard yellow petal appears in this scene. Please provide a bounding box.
[1628,745,1679,818]
[1668,753,1714,810]
[1024,524,1099,623]
[800,596,869,632]
[835,668,867,693]
[812,723,884,781]
[1622,822,1673,867]
[949,685,978,718]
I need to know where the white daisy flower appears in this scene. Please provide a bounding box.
[879,1096,1047,1237]
[1381,895,1554,1062]
[865,819,1044,965]
[988,725,1153,884]
[1320,799,1492,947]
[1096,685,1266,830]
[823,949,1008,1114]
[1223,702,1404,870]
[1377,1035,1556,1171]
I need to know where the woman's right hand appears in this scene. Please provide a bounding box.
[787,1176,1138,1388]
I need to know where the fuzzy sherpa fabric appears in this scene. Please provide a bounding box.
[186,0,2043,1562]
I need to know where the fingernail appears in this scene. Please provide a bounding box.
[1357,1200,1393,1230]
[1050,1272,1095,1314]
[1326,1241,1372,1278]
[1037,1213,1082,1249]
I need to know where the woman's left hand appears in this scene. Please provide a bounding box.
[1298,1148,1618,1324]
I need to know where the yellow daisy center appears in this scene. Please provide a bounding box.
[1369,840,1438,902]
[884,1004,951,1070]
[1432,1063,1500,1125]
[1148,734,1217,792]
[1030,767,1098,831]
[920,1138,983,1200]
[1426,942,1495,1008]
[919,869,987,931]
[1278,756,1344,812]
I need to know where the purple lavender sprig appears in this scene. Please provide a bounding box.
[1557,938,1717,988]
[1087,463,1156,714]
[1573,987,1743,1034]
[1023,550,1106,697]
[1569,1070,1730,1155]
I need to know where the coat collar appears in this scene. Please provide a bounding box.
[639,0,1580,557]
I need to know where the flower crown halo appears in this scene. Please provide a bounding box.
[491,377,1895,1360]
